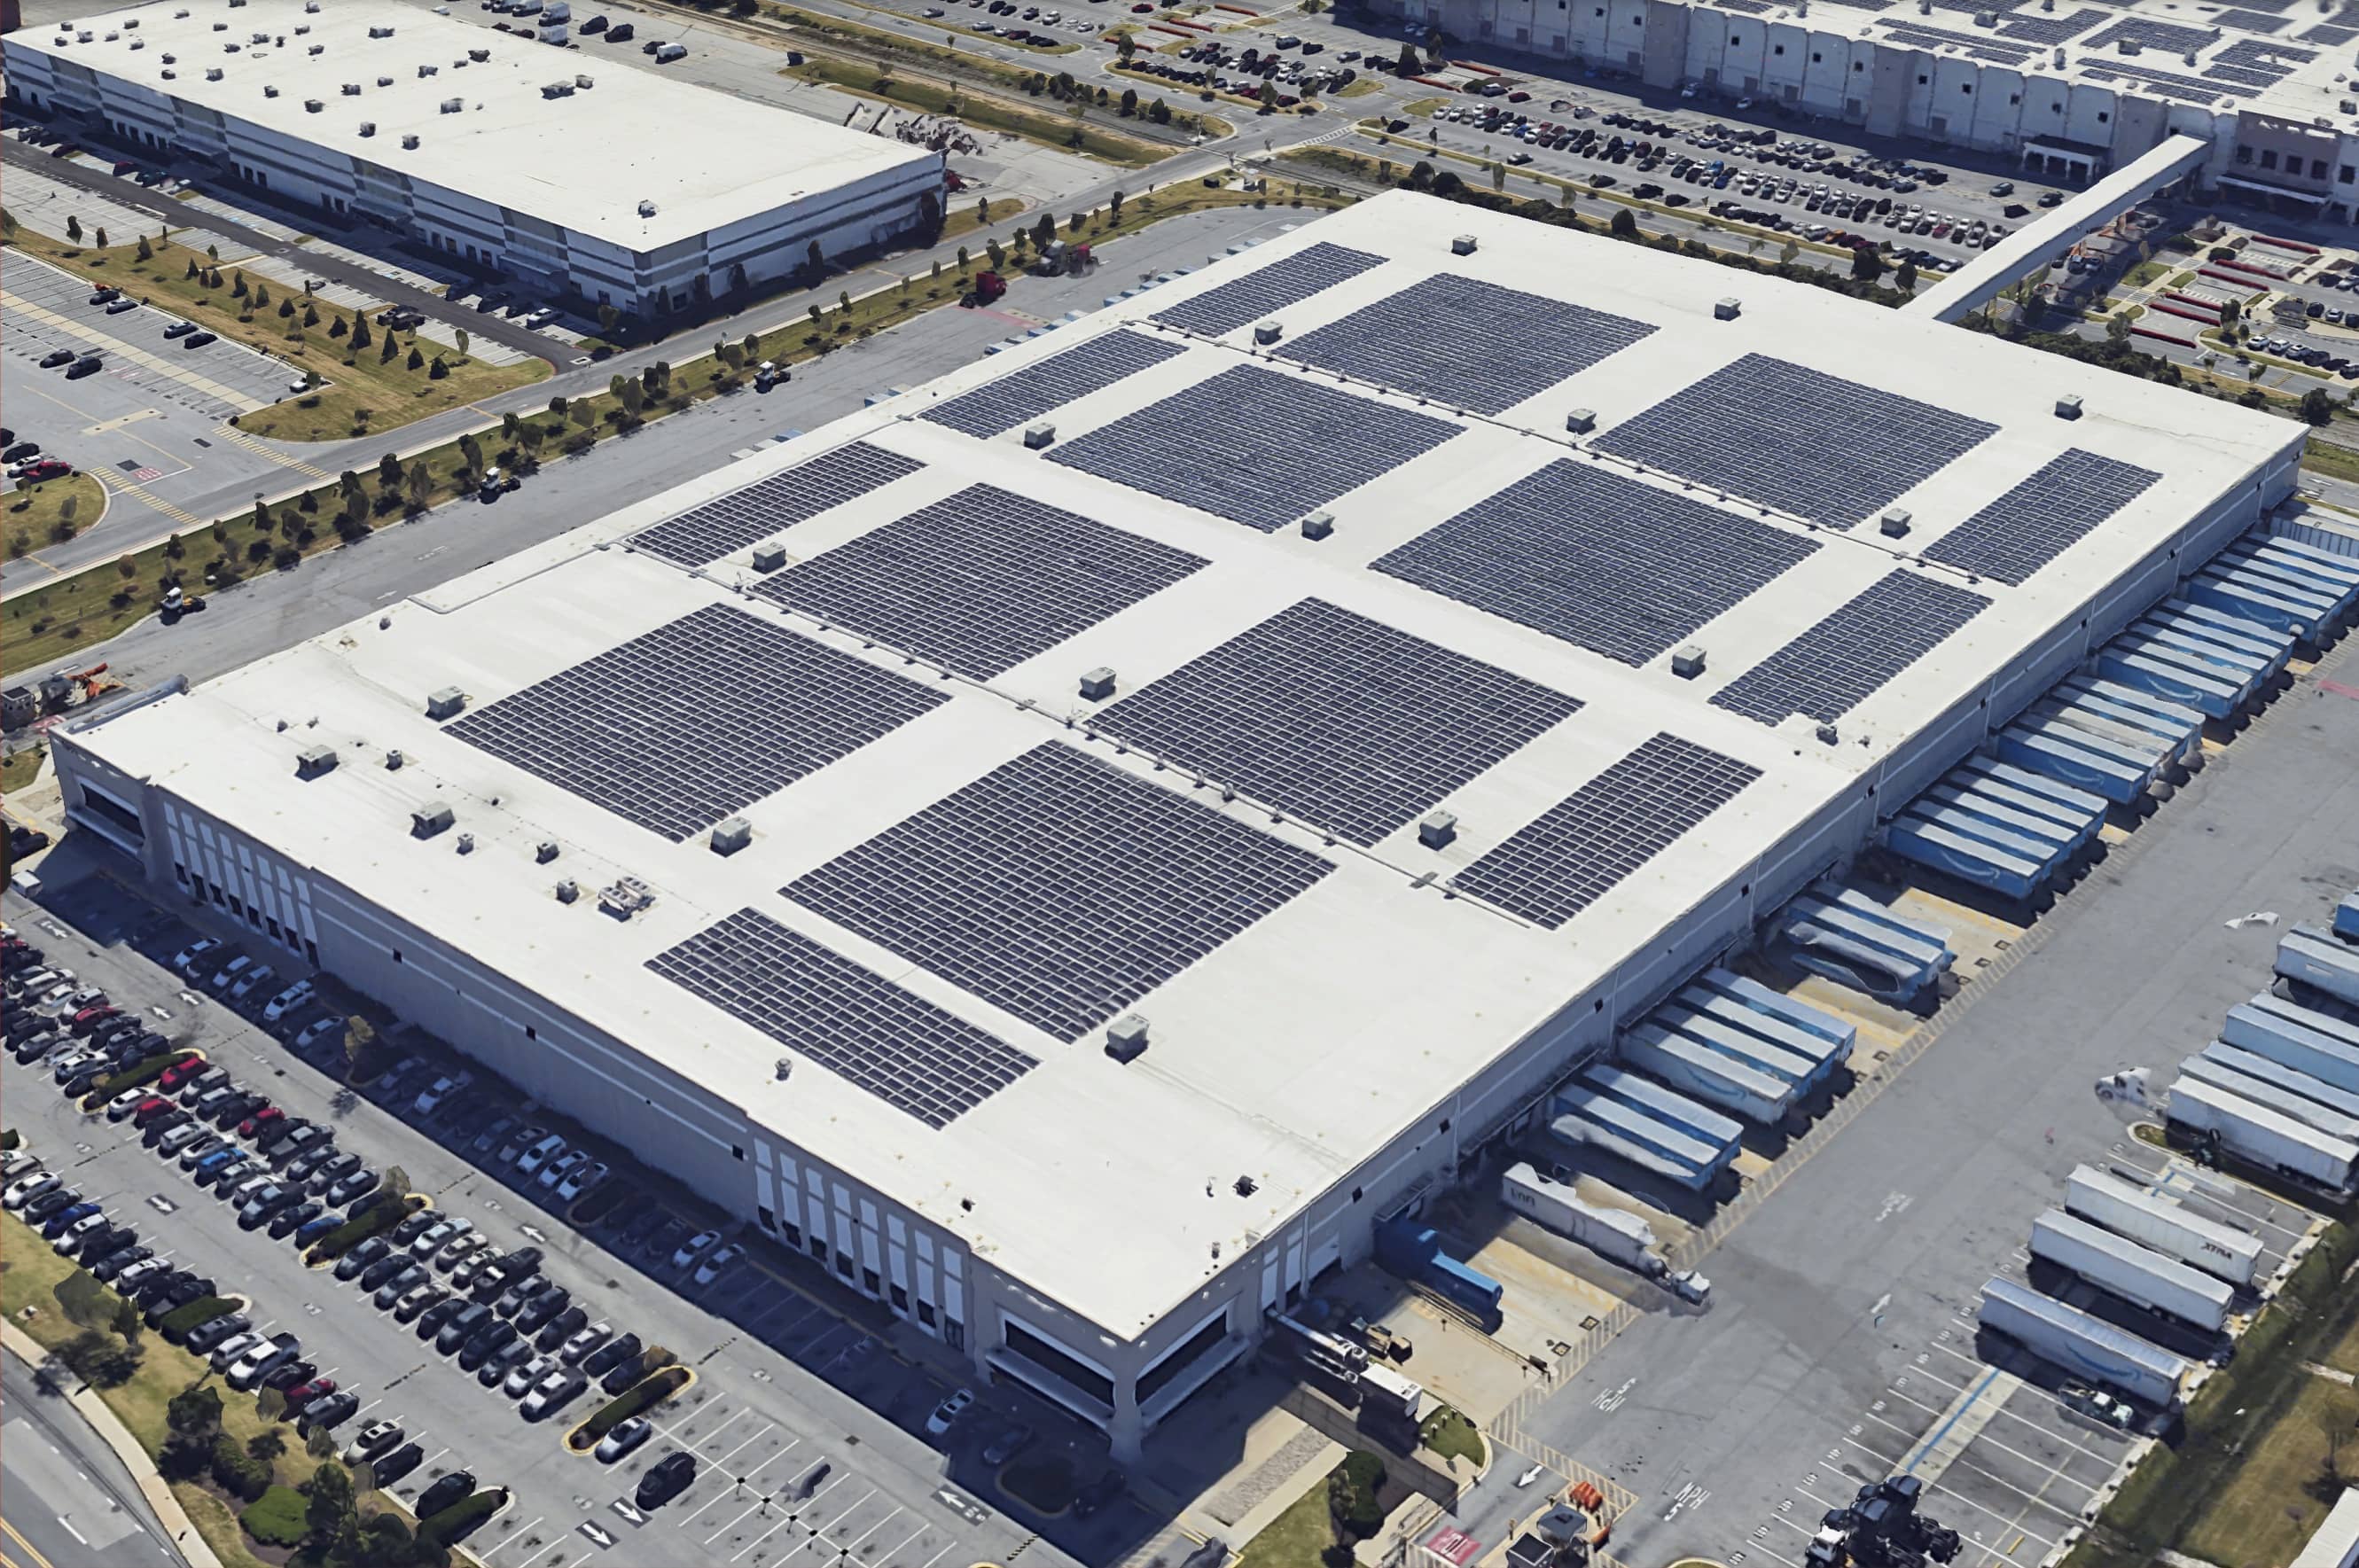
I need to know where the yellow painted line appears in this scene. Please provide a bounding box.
[83,409,161,434]
[0,1517,59,1568]
[0,286,267,413]
[215,422,332,480]
[100,478,203,530]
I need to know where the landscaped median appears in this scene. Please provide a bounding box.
[3,228,550,443]
[79,1049,199,1112]
[303,1190,428,1267]
[4,471,107,560]
[565,1358,692,1452]
[2,178,1335,680]
[786,52,1178,165]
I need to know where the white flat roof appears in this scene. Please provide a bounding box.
[9,0,936,251]
[67,193,2295,1338]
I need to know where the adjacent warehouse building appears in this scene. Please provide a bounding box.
[1,1,942,314]
[1375,0,2359,206]
[49,192,2300,1460]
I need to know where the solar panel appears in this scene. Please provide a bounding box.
[754,484,1206,678]
[1996,5,2105,40]
[649,909,1037,1129]
[1591,354,1998,529]
[1152,241,1387,336]
[2090,15,2215,50]
[1371,459,1820,666]
[630,443,925,568]
[1047,365,1463,533]
[1453,734,1761,930]
[1709,571,1989,727]
[1089,598,1582,846]
[446,605,947,842]
[784,742,1332,1041]
[920,331,1186,439]
[1921,449,2161,587]
[1279,275,1656,415]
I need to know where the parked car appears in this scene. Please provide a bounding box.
[335,1237,393,1283]
[692,1244,741,1287]
[227,1334,301,1391]
[411,1072,474,1117]
[269,1200,325,1238]
[261,979,315,1023]
[671,1229,722,1270]
[301,1391,361,1431]
[520,1366,588,1420]
[637,1452,697,1509]
[341,1420,404,1465]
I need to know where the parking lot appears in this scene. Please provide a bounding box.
[4,869,1130,1568]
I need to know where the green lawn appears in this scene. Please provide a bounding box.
[788,54,1176,166]
[3,742,48,796]
[1234,1478,1336,1568]
[2305,436,2359,487]
[5,231,547,443]
[1418,1406,1486,1468]
[4,472,108,557]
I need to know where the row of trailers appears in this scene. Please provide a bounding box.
[1886,529,2359,904]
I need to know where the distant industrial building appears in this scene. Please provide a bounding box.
[50,192,2298,1460]
[2,1,943,313]
[1376,0,2359,208]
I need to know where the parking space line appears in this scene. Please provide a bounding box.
[880,1523,928,1564]
[741,1436,802,1482]
[1902,1363,2123,1463]
[918,1540,960,1568]
[702,1496,771,1545]
[708,1420,776,1470]
[480,1514,543,1560]
[0,283,265,411]
[840,1503,904,1551]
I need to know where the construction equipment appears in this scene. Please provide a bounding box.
[38,664,121,714]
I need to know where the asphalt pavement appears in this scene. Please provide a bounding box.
[2,1351,189,1568]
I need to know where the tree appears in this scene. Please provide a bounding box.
[380,333,400,364]
[112,1297,143,1343]
[279,296,297,319]
[407,346,426,371]
[1397,42,1419,74]
[598,303,621,338]
[405,464,431,506]
[2301,386,2338,425]
[95,226,108,249]
[1033,213,1057,249]
[1850,246,1885,284]
[1610,207,1638,238]
[807,239,825,277]
[986,238,1005,271]
[305,1425,338,1460]
[428,355,449,379]
[1490,161,1505,192]
[1259,79,1278,109]
[458,433,483,472]
[254,283,271,310]
[167,1383,224,1437]
[620,379,647,416]
[187,258,200,279]
[1149,98,1172,125]
[306,1460,360,1557]
[454,327,470,360]
[549,394,570,417]
[66,215,82,244]
[570,401,596,435]
[2218,297,2240,332]
[1894,257,1918,293]
[503,410,522,442]
[839,289,854,316]
[351,316,371,351]
[377,454,402,489]
[246,1427,289,1464]
[1119,85,1140,119]
[2105,310,2132,345]
[1117,31,1137,62]
[136,234,152,261]
[1778,238,1800,266]
[384,1166,410,1200]
[807,303,824,331]
[56,1268,107,1328]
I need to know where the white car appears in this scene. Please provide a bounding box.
[412,1072,475,1117]
[502,1353,557,1398]
[536,1150,589,1190]
[105,1088,152,1120]
[226,1337,298,1390]
[411,1217,473,1258]
[52,1213,111,1253]
[262,979,316,1023]
[207,1330,267,1371]
[926,1387,976,1436]
[340,1419,403,1465]
[293,1016,343,1055]
[228,965,277,1003]
[171,937,223,972]
[2,1172,59,1210]
[671,1229,722,1270]
[556,1161,607,1202]
[208,954,254,991]
[693,1244,741,1286]
[516,1134,566,1176]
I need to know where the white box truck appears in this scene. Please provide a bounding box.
[1502,1163,1665,1276]
[2029,1208,2231,1332]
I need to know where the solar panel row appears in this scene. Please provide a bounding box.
[1709,570,1989,727]
[629,443,925,568]
[921,331,1186,439]
[1922,449,2161,585]
[1151,240,1388,335]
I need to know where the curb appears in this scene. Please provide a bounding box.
[0,1317,226,1568]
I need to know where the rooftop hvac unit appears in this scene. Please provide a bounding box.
[411,802,456,839]
[1080,667,1117,700]
[456,832,476,854]
[369,24,396,37]
[637,199,658,216]
[711,817,754,855]
[751,541,789,572]
[1815,722,1841,745]
[1451,234,1479,255]
[1300,510,1334,540]
[556,878,579,903]
[377,75,394,86]
[1418,810,1457,848]
[308,43,322,54]
[1714,297,1743,320]
[206,66,224,80]
[1105,1014,1151,1063]
[359,121,375,137]
[418,63,438,75]
[469,47,490,61]
[598,877,655,919]
[295,743,339,778]
[386,748,404,769]
[1023,422,1057,449]
[535,840,559,863]
[263,83,278,96]
[1566,408,1597,434]
[304,98,323,111]
[1254,318,1284,345]
[1879,507,1912,537]
[1671,644,1707,679]
[2118,36,2142,52]
[576,74,595,88]
[162,51,176,62]
[1973,8,1996,23]
[402,134,419,148]
[426,686,466,719]
[2055,394,2083,420]
[342,82,363,95]
[161,67,176,76]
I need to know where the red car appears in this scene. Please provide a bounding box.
[159,1058,204,1093]
[18,459,74,483]
[132,1097,176,1127]
[239,1105,285,1139]
[281,1377,337,1412]
[71,1005,121,1035]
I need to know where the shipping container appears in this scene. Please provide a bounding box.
[2063,1165,2261,1288]
[1691,967,1855,1070]
[1372,1219,1503,1321]
[2336,893,2359,945]
[2168,1076,2359,1191]
[1617,1025,1796,1126]
[1978,1276,2186,1409]
[1500,1163,1667,1275]
[2279,926,2359,1010]
[2191,1045,2359,1136]
[2223,995,2359,1095]
[2029,1208,2231,1331]
[1577,1064,1745,1147]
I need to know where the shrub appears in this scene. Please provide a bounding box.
[238,1484,309,1546]
[420,1486,507,1544]
[569,1363,686,1448]
[210,1434,270,1502]
[1328,1450,1387,1541]
[305,1191,413,1263]
[85,1050,191,1105]
[159,1295,236,1338]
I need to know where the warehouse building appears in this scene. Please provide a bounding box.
[49,192,2300,1460]
[1375,0,2359,209]
[2,1,943,314]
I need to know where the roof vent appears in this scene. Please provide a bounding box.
[1300,510,1335,541]
[469,46,490,61]
[1418,809,1458,848]
[1105,1013,1151,1063]
[598,877,655,919]
[426,685,466,720]
[402,134,419,149]
[304,98,323,111]
[1254,318,1284,345]
[1879,507,1911,537]
[555,878,579,903]
[1671,644,1707,679]
[359,121,375,137]
[1565,408,1597,434]
[2117,35,2141,53]
[418,63,438,75]
[411,802,455,839]
[455,832,475,854]
[1023,422,1057,449]
[340,82,361,94]
[1814,722,1840,745]
[2054,394,2083,420]
[307,43,321,54]
[295,743,339,777]
[637,199,658,217]
[1080,667,1117,701]
[1450,234,1479,255]
[206,66,224,80]
[1714,297,1743,320]
[776,1057,794,1080]
[385,748,404,770]
[711,816,754,855]
[1234,1174,1258,1197]
[535,840,559,863]
[262,83,278,96]
[368,23,394,36]
[1972,8,1996,24]
[577,74,596,88]
[441,97,464,113]
[751,541,789,573]
[377,74,394,86]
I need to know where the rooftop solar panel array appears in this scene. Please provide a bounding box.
[1879,22,2034,61]
[2212,10,2290,33]
[446,605,947,842]
[754,484,1207,678]
[1708,571,1990,727]
[1922,449,2163,586]
[630,443,925,568]
[649,910,1038,1128]
[1371,459,1821,666]
[1047,364,1463,533]
[2214,34,2313,63]
[920,331,1186,439]
[1453,734,1762,929]
[2300,21,2359,43]
[2090,15,2215,50]
[1279,275,1656,415]
[1996,6,2105,41]
[1090,597,1583,846]
[784,743,1333,1041]
[1151,240,1387,336]
[1590,354,1999,529]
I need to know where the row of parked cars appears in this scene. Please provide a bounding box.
[4,424,74,488]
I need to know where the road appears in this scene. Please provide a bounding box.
[1,1351,189,1568]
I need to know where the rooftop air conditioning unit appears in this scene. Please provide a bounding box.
[161,68,176,77]
[1300,510,1334,540]
[711,817,754,855]
[359,121,376,136]
[441,97,464,113]
[1451,234,1479,255]
[1105,1014,1151,1063]
[305,98,324,111]
[2055,393,2083,420]
[1023,422,1057,449]
[342,82,363,95]
[598,877,655,919]
[370,25,396,37]
[1671,644,1707,679]
[751,541,789,572]
[308,43,323,54]
[469,47,491,61]
[456,832,476,854]
[378,75,394,86]
[1973,10,1996,25]
[1714,297,1742,320]
[555,878,579,903]
[637,199,657,216]
[1879,507,1912,537]
[535,840,560,863]
[402,134,419,148]
[295,744,339,778]
[206,66,224,80]
[386,748,404,770]
[2118,36,2141,53]
[1565,408,1597,434]
[1080,667,1117,700]
[162,51,176,62]
[426,685,466,719]
[411,802,455,839]
[263,83,279,96]
[576,73,594,88]
[1254,318,1283,344]
[418,63,439,75]
[1418,810,1457,848]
